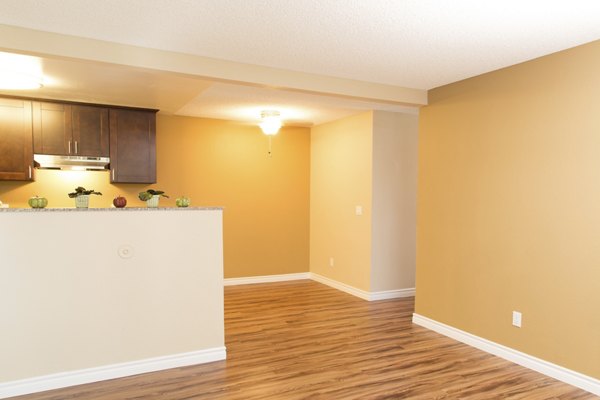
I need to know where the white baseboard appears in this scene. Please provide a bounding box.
[309,273,371,300]
[224,272,310,286]
[412,313,600,396]
[224,272,414,301]
[369,287,415,300]
[0,347,226,399]
[309,273,415,301]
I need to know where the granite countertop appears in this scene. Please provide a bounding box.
[0,207,223,212]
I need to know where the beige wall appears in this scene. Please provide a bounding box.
[371,111,418,292]
[310,112,373,291]
[416,40,600,379]
[0,209,223,384]
[0,115,311,279]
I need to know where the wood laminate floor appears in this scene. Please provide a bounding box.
[11,280,597,399]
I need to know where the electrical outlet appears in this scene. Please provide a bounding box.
[512,311,522,328]
[329,257,334,267]
[355,205,363,216]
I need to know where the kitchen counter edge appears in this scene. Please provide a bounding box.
[0,207,223,212]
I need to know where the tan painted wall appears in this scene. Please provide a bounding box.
[310,112,373,291]
[416,40,600,378]
[371,111,418,292]
[0,115,310,279]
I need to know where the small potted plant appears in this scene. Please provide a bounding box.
[138,189,169,208]
[68,186,102,208]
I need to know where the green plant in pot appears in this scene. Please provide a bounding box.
[68,186,102,208]
[139,189,169,208]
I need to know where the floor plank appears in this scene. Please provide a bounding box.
[10,280,597,399]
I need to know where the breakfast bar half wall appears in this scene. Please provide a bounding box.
[0,207,225,399]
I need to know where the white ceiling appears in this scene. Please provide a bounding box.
[0,0,599,125]
[177,82,417,126]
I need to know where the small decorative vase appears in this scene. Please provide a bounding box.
[75,195,90,208]
[146,195,160,208]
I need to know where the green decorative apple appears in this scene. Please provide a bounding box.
[28,196,48,209]
[175,197,191,207]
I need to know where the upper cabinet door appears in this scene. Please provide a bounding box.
[32,101,72,155]
[33,102,109,157]
[109,109,157,183]
[0,98,34,181]
[72,105,109,157]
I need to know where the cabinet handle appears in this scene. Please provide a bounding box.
[68,141,71,154]
[112,169,115,181]
[74,141,78,154]
[28,165,32,179]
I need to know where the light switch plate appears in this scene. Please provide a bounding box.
[512,311,522,328]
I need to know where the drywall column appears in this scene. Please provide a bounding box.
[371,111,418,292]
[310,110,418,295]
[310,112,374,291]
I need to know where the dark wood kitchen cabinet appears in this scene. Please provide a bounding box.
[33,102,109,157]
[109,108,157,183]
[72,105,109,157]
[32,101,71,155]
[0,98,34,181]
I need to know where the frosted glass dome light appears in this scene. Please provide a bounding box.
[259,110,282,135]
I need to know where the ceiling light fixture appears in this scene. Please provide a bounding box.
[259,110,283,158]
[0,70,43,90]
[259,110,282,136]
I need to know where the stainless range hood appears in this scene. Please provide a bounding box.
[34,154,110,171]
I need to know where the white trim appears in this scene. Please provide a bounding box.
[309,272,371,300]
[412,314,600,396]
[224,272,310,286]
[309,273,415,301]
[0,347,226,399]
[224,273,415,300]
[369,287,415,300]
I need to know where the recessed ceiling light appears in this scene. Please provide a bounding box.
[0,51,44,90]
[0,70,43,90]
